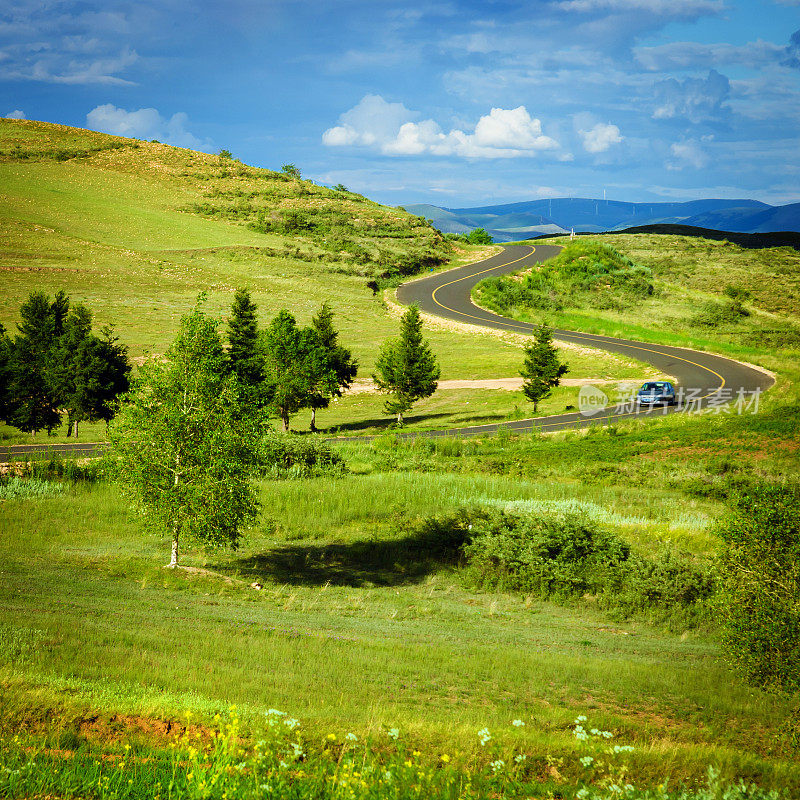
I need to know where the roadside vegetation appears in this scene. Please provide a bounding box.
[1,120,799,797]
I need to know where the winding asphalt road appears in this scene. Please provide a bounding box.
[392,243,775,438]
[0,244,775,458]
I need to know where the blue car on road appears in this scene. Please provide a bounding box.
[636,381,677,406]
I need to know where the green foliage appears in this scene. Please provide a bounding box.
[308,303,358,431]
[2,291,129,437]
[474,241,654,316]
[7,291,63,434]
[261,432,346,478]
[261,310,321,431]
[280,163,301,179]
[226,288,265,398]
[466,227,493,244]
[109,303,269,566]
[373,306,440,423]
[462,508,714,626]
[462,510,630,598]
[446,228,494,245]
[69,325,130,427]
[520,324,568,411]
[690,298,751,327]
[54,318,130,435]
[724,285,752,302]
[715,480,800,693]
[218,149,234,159]
[0,476,63,500]
[0,323,12,421]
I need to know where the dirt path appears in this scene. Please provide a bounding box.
[346,377,645,394]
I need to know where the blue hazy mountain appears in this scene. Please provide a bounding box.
[404,198,800,242]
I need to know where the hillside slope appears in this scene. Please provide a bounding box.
[0,119,457,365]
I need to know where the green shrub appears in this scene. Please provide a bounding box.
[0,476,63,500]
[462,511,630,600]
[715,480,800,693]
[261,433,346,479]
[461,509,714,626]
[690,299,750,327]
[473,241,653,315]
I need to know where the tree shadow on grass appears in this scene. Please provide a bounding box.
[218,514,472,588]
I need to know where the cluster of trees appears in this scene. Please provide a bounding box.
[226,290,358,432]
[0,291,131,438]
[446,228,494,245]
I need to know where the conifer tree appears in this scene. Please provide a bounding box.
[373,305,439,424]
[226,288,264,399]
[520,323,569,412]
[308,303,358,431]
[50,289,70,338]
[69,325,131,436]
[0,324,13,423]
[48,303,92,436]
[9,291,61,436]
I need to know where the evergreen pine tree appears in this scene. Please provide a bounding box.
[520,323,569,412]
[308,303,358,431]
[9,291,61,436]
[48,303,92,436]
[69,325,131,437]
[0,324,13,423]
[50,289,70,337]
[226,288,264,399]
[373,305,440,424]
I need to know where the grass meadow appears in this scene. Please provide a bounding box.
[3,403,800,794]
[2,469,800,791]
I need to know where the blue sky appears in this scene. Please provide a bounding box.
[2,0,799,207]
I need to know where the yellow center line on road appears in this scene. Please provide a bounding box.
[428,245,726,401]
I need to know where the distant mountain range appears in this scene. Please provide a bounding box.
[403,198,800,242]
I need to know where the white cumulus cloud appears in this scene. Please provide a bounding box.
[653,69,730,123]
[579,122,623,153]
[321,94,416,148]
[323,96,559,159]
[5,109,26,119]
[668,139,709,170]
[86,104,213,151]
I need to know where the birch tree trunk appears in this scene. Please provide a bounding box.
[166,467,180,567]
[168,529,179,568]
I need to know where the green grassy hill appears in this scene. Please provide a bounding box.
[0,118,451,358]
